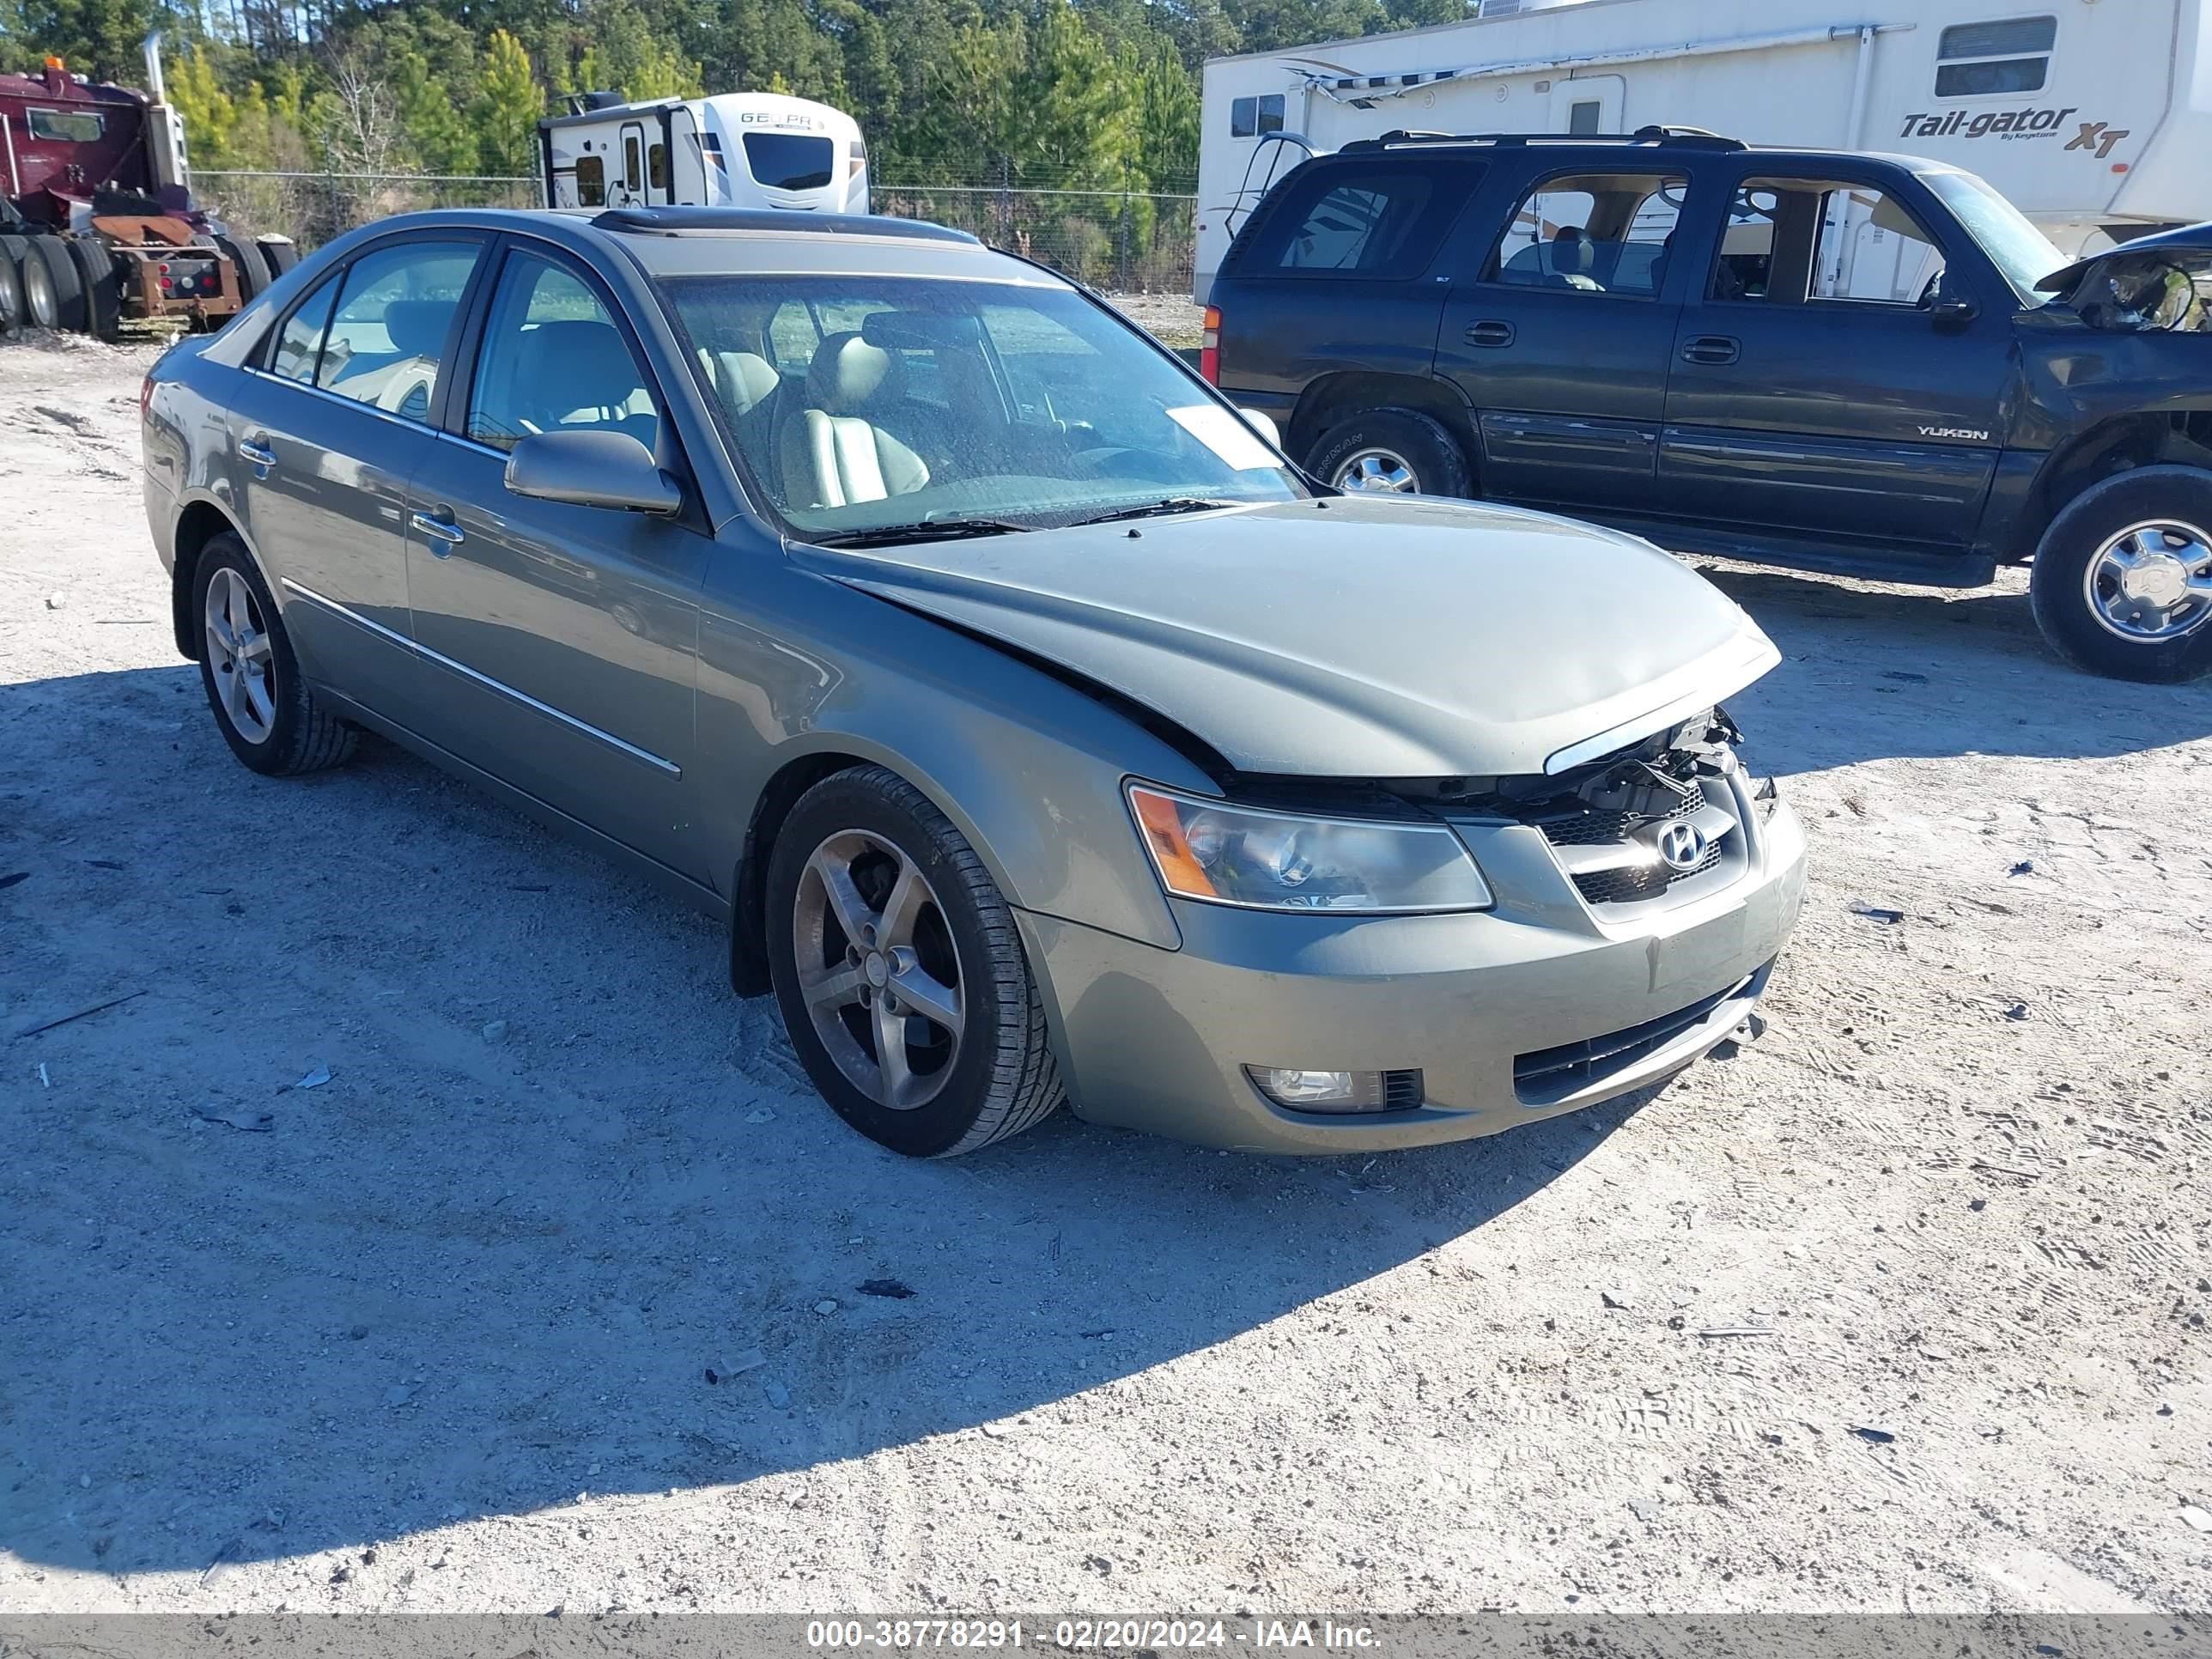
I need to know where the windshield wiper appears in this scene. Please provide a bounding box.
[1064,497,1245,528]
[807,518,1034,550]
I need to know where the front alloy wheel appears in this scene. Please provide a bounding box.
[2030,466,2212,683]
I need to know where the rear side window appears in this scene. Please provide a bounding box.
[744,132,835,191]
[1486,172,1684,297]
[313,240,479,425]
[1232,162,1465,279]
[1936,15,2055,96]
[270,276,338,384]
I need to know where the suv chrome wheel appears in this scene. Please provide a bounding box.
[1334,447,1419,493]
[204,564,277,744]
[2084,520,2212,641]
[792,828,965,1111]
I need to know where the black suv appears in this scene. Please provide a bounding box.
[1206,127,2212,682]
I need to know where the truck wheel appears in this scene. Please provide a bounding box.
[1308,407,1472,498]
[213,234,267,304]
[0,246,21,332]
[23,238,78,331]
[2029,465,2212,684]
[67,238,120,342]
[192,532,361,775]
[256,235,299,280]
[766,764,1064,1158]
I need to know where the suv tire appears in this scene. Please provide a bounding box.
[1309,408,1471,498]
[766,765,1064,1158]
[191,532,361,775]
[2030,465,2212,684]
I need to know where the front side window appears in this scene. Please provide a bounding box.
[1239,162,1459,278]
[313,240,479,423]
[270,276,338,384]
[28,106,103,142]
[1936,15,2056,97]
[468,252,657,455]
[663,274,1302,538]
[1488,172,1684,297]
[1711,179,1946,306]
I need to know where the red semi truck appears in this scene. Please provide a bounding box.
[0,34,293,337]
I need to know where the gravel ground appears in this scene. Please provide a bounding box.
[2,331,2209,1618]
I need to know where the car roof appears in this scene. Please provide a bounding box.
[345,206,1068,287]
[1320,133,1950,175]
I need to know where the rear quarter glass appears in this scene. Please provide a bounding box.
[1223,157,1484,283]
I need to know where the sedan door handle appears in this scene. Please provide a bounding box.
[237,437,276,468]
[410,510,465,552]
[1465,320,1516,349]
[1680,335,1740,366]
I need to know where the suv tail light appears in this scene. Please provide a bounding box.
[1199,305,1220,385]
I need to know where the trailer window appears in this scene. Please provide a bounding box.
[1230,94,1285,138]
[27,107,104,142]
[574,155,605,207]
[742,132,835,191]
[1489,172,1683,297]
[1935,15,2055,97]
[623,134,643,194]
[649,143,668,191]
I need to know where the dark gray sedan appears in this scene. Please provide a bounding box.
[141,206,1806,1157]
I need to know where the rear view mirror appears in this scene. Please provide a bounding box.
[505,430,681,515]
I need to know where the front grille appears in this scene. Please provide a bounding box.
[1512,967,1765,1106]
[1540,781,1705,848]
[1528,777,1735,908]
[1571,839,1723,906]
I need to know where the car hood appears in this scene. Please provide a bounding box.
[2036,222,2212,295]
[795,496,1780,780]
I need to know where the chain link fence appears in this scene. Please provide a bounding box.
[190,170,1200,300]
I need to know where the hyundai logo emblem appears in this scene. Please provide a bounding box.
[1656,822,1707,872]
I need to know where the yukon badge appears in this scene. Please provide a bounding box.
[1918,423,1990,441]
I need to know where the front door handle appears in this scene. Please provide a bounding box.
[237,437,276,469]
[1680,335,1740,366]
[1465,319,1516,349]
[410,510,465,553]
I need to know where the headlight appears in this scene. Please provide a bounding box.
[1127,783,1492,914]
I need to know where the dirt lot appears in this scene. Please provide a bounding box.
[2,331,2209,1618]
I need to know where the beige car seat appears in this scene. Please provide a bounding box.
[779,332,929,510]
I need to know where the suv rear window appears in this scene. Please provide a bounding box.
[1230,161,1470,280]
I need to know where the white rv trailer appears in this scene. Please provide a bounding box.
[1196,0,2212,299]
[540,91,868,214]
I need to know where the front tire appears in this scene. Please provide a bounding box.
[766,765,1063,1157]
[1308,406,1472,498]
[2030,465,2212,684]
[191,532,360,775]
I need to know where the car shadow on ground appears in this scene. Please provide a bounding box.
[1692,562,2212,772]
[1,664,1653,1581]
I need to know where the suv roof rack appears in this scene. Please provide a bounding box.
[590,207,981,243]
[1342,124,1746,153]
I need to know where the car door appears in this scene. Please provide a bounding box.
[403,237,711,878]
[1657,167,2014,549]
[1433,165,1694,511]
[226,234,485,712]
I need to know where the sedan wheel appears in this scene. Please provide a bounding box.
[792,827,967,1112]
[767,765,1064,1156]
[204,565,278,744]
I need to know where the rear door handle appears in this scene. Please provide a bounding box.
[1680,335,1740,366]
[237,437,276,469]
[410,509,465,552]
[1465,320,1516,349]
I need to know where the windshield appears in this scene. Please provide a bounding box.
[1919,169,2069,296]
[662,275,1304,540]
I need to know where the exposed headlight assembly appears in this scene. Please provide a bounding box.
[1127,783,1492,914]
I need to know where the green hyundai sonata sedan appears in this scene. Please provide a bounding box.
[140,205,1806,1157]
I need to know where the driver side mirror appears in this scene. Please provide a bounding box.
[505,429,682,515]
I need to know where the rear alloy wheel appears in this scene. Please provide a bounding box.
[191,532,360,775]
[767,766,1063,1157]
[1308,406,1471,499]
[2030,465,2212,683]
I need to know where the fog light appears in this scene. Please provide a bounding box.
[1246,1066,1388,1113]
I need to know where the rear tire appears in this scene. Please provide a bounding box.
[25,237,80,331]
[0,242,21,332]
[213,234,267,305]
[766,765,1064,1158]
[1308,406,1472,498]
[67,237,119,341]
[191,532,360,775]
[256,235,299,281]
[2028,465,2212,684]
